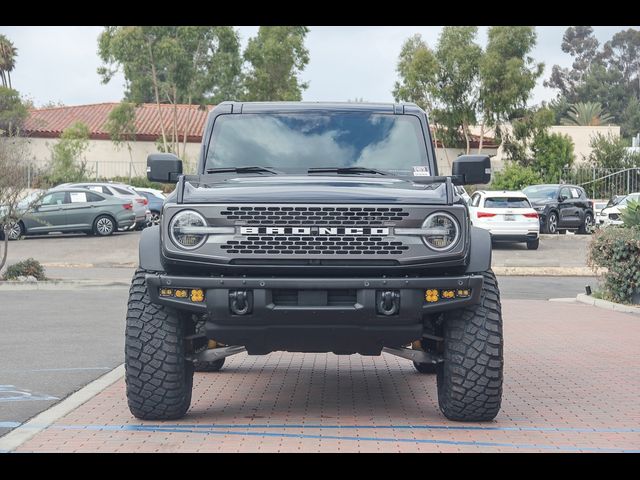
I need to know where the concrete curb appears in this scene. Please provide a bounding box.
[0,280,130,290]
[0,364,125,453]
[492,266,596,276]
[42,262,136,269]
[576,293,640,315]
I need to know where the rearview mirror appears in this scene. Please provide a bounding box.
[147,153,183,183]
[452,155,491,185]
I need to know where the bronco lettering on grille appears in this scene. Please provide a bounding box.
[240,227,390,235]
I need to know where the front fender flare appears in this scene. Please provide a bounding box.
[138,225,164,272]
[465,226,492,273]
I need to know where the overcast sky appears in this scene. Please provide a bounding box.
[1,26,637,108]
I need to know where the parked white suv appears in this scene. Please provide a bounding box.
[468,190,540,250]
[598,193,640,228]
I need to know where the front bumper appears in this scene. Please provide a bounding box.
[145,273,484,354]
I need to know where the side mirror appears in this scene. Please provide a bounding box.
[559,195,568,202]
[452,155,491,185]
[147,153,183,183]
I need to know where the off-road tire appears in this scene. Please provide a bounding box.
[526,238,539,250]
[125,268,194,420]
[193,318,226,372]
[436,269,503,422]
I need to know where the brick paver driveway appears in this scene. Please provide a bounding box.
[10,300,640,452]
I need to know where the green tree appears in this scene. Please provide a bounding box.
[431,26,482,154]
[105,102,138,179]
[0,86,28,135]
[242,26,310,101]
[545,27,640,138]
[501,106,555,165]
[47,122,91,185]
[561,102,615,126]
[602,28,640,99]
[392,34,438,113]
[478,26,543,153]
[585,132,640,169]
[490,162,542,190]
[0,34,17,89]
[544,26,600,98]
[531,131,575,181]
[98,26,243,155]
[392,34,443,151]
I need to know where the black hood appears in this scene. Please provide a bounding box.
[529,198,555,207]
[179,175,448,204]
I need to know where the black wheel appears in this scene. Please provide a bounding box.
[93,215,115,236]
[125,268,194,420]
[544,212,558,234]
[436,270,503,422]
[413,361,437,374]
[193,318,226,372]
[578,213,594,235]
[526,238,539,250]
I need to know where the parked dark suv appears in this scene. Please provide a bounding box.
[126,101,503,423]
[522,184,594,234]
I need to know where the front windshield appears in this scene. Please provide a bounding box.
[522,185,558,199]
[205,113,430,175]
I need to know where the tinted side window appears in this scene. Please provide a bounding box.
[86,192,104,202]
[41,192,67,205]
[560,187,571,200]
[113,186,134,196]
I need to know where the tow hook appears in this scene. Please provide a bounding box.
[377,290,400,316]
[229,290,251,315]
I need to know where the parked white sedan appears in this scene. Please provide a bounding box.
[468,190,540,250]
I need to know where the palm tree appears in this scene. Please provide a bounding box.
[0,34,17,89]
[561,102,615,126]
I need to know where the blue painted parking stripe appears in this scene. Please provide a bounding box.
[0,422,22,428]
[52,424,640,453]
[54,423,640,434]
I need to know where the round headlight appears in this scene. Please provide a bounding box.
[422,212,460,251]
[169,210,207,250]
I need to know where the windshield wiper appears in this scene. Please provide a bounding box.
[308,166,390,176]
[206,166,282,175]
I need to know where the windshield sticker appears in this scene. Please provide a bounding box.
[413,166,430,176]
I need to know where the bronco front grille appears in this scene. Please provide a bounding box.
[221,235,411,255]
[220,206,410,226]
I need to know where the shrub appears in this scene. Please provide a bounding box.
[621,199,640,228]
[490,162,542,191]
[3,258,47,281]
[588,227,640,304]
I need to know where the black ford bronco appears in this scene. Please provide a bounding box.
[126,102,503,422]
